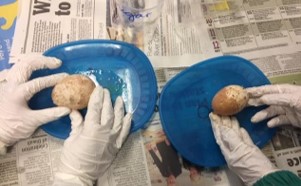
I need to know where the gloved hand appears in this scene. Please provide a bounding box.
[209,112,278,186]
[0,55,70,154]
[53,86,132,186]
[246,84,301,128]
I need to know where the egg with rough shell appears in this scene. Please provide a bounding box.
[52,75,96,110]
[211,85,249,116]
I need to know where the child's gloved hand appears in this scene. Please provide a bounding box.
[53,86,132,186]
[246,84,301,128]
[0,55,70,154]
[209,112,278,186]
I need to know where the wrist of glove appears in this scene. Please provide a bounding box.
[54,86,132,185]
[0,55,71,151]
[209,113,278,185]
[246,84,301,128]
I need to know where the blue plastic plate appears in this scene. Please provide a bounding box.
[159,56,276,167]
[29,40,157,139]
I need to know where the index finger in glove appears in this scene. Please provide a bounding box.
[258,94,301,109]
[85,86,104,126]
[246,84,298,97]
[112,96,125,133]
[240,127,254,146]
[21,73,68,101]
[209,113,223,145]
[116,113,132,149]
[100,89,114,130]
[267,115,291,128]
[221,116,233,128]
[220,125,243,152]
[69,110,84,140]
[209,114,234,156]
[29,106,70,127]
[230,116,241,135]
[6,56,62,84]
[251,105,285,123]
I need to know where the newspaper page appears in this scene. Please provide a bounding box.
[203,0,301,55]
[0,129,64,186]
[10,0,107,62]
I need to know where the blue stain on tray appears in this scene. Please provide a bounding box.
[78,69,127,101]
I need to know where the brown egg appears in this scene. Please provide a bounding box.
[52,75,96,109]
[211,85,249,116]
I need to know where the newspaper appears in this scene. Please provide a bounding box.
[2,0,301,185]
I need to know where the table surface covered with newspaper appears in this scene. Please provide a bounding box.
[1,0,301,185]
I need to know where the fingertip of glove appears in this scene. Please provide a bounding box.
[116,96,123,103]
[267,121,277,128]
[103,88,109,94]
[209,112,218,120]
[69,109,83,121]
[125,112,133,122]
[90,86,104,100]
[94,85,104,93]
[70,109,80,115]
[47,57,62,68]
[49,73,69,82]
[115,96,124,108]
[57,107,71,116]
[251,115,260,123]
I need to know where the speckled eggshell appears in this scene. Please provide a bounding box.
[211,85,249,116]
[52,75,96,109]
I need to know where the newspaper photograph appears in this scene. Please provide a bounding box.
[267,126,301,177]
[141,121,234,186]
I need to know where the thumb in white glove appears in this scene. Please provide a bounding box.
[209,112,278,186]
[0,55,70,153]
[246,84,301,128]
[53,86,132,186]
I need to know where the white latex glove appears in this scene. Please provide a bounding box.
[209,112,278,186]
[0,55,71,154]
[246,84,301,128]
[53,86,132,186]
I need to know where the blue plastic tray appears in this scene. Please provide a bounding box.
[29,40,157,139]
[159,55,276,167]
